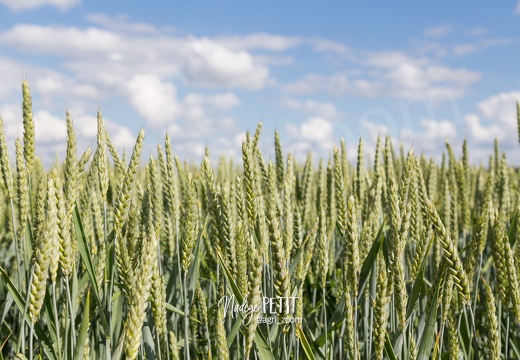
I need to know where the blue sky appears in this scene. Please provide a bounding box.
[0,0,519,164]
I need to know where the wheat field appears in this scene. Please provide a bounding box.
[1,81,520,359]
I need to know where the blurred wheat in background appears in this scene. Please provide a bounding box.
[1,81,520,359]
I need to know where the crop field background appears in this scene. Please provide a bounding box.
[0,82,520,359]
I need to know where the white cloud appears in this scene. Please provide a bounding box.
[180,38,269,89]
[254,55,294,66]
[125,74,182,127]
[399,118,458,153]
[283,98,343,120]
[464,113,503,143]
[33,110,68,144]
[0,55,98,104]
[414,41,448,58]
[123,73,241,134]
[451,38,511,57]
[0,0,79,11]
[216,34,349,55]
[69,113,137,156]
[424,24,452,38]
[167,124,242,163]
[283,74,349,95]
[308,38,350,53]
[217,33,300,51]
[0,23,271,90]
[360,120,394,144]
[184,92,240,111]
[464,112,519,164]
[0,57,26,98]
[286,117,336,158]
[31,73,99,109]
[452,44,478,56]
[284,51,480,99]
[362,52,480,98]
[477,91,520,127]
[0,25,122,55]
[358,117,458,162]
[364,52,428,69]
[462,92,520,163]
[105,122,137,151]
[385,63,480,98]
[0,104,25,138]
[516,0,520,14]
[86,13,163,34]
[0,61,100,125]
[299,117,333,143]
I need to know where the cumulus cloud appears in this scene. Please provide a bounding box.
[424,24,452,38]
[86,13,163,34]
[400,118,457,150]
[179,38,269,89]
[122,73,241,136]
[285,117,336,158]
[0,55,98,105]
[213,35,350,55]
[283,74,349,95]
[34,110,68,144]
[217,33,300,51]
[283,98,343,120]
[364,52,428,69]
[386,64,479,98]
[284,51,480,100]
[451,38,511,57]
[184,92,240,112]
[363,51,480,98]
[125,74,182,127]
[254,55,294,66]
[0,23,271,90]
[308,38,350,54]
[167,123,243,163]
[0,25,122,55]
[0,0,79,11]
[0,57,27,98]
[355,118,459,163]
[462,91,520,162]
[298,117,334,143]
[477,91,520,128]
[464,114,503,144]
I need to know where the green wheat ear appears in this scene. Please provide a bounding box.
[483,279,500,360]
[181,173,197,272]
[426,198,470,302]
[124,226,158,360]
[29,169,58,323]
[22,80,35,171]
[0,116,13,200]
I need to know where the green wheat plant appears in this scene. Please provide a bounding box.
[0,81,520,359]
